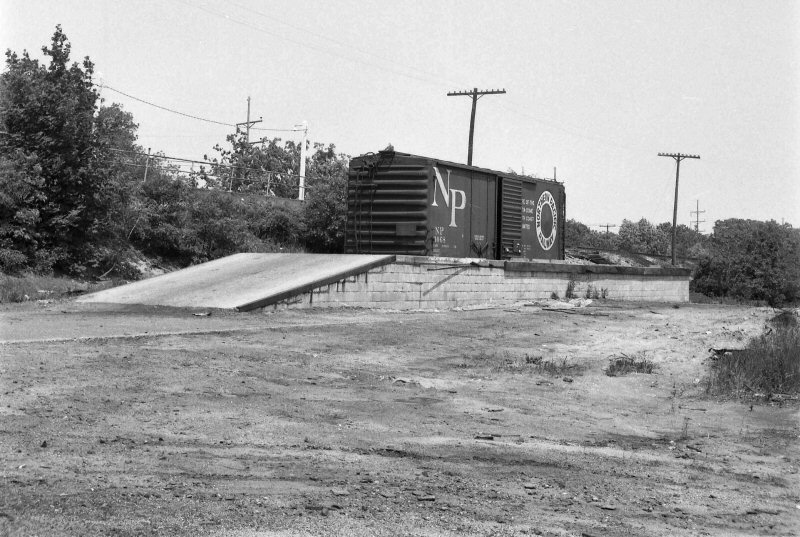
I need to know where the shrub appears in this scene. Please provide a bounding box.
[0,273,85,303]
[0,248,28,273]
[250,202,305,247]
[605,352,656,376]
[706,313,800,398]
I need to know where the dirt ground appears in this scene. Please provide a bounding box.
[1,299,798,536]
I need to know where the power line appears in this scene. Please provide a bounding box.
[99,83,228,126]
[117,159,305,187]
[96,83,299,132]
[175,0,439,87]
[224,0,460,87]
[102,6,638,157]
[110,147,303,178]
[105,2,644,160]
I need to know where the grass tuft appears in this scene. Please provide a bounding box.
[522,354,583,376]
[605,352,656,376]
[707,312,800,398]
[460,351,583,376]
[0,273,87,303]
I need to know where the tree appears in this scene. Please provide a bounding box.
[564,219,620,251]
[1,27,103,265]
[205,136,349,253]
[302,144,349,252]
[692,219,800,306]
[564,219,592,248]
[91,103,145,245]
[0,26,145,274]
[618,218,669,255]
[656,222,708,259]
[0,152,45,271]
[205,134,299,197]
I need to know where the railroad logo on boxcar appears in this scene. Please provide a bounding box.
[536,191,558,251]
[431,167,466,228]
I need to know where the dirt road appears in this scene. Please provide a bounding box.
[1,300,798,536]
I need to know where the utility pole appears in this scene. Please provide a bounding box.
[690,200,706,232]
[294,121,308,201]
[658,152,700,265]
[598,223,617,233]
[447,87,506,166]
[236,96,262,144]
[232,96,262,191]
[142,147,151,183]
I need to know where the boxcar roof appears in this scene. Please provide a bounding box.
[351,150,563,187]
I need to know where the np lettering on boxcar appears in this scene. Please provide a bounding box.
[431,167,467,228]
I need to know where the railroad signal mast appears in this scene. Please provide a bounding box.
[447,88,506,166]
[658,152,700,265]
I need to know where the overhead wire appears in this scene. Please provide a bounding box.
[224,0,465,88]
[99,1,642,161]
[211,2,640,152]
[96,83,301,133]
[173,0,451,88]
[110,147,303,178]
[116,158,306,189]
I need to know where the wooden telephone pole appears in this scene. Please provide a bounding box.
[447,88,506,166]
[690,200,706,232]
[236,96,262,144]
[658,152,700,265]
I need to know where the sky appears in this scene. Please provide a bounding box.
[2,0,798,230]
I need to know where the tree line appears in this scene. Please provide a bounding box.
[566,217,799,306]
[0,27,346,278]
[1,28,798,305]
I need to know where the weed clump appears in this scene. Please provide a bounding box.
[518,354,583,376]
[460,351,583,376]
[605,352,656,376]
[707,312,800,398]
[565,277,578,299]
[583,284,608,300]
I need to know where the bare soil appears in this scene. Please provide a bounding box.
[1,300,798,536]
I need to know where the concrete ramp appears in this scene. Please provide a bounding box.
[77,253,395,311]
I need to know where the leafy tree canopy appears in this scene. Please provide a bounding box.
[692,219,800,306]
[1,26,139,272]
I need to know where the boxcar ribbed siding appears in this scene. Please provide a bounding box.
[346,161,430,255]
[500,178,523,257]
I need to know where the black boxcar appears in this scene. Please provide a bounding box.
[345,150,565,261]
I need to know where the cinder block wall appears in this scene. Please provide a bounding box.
[267,256,690,311]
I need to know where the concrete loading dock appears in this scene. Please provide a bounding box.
[78,253,690,311]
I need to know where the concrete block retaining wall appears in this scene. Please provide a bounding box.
[267,255,690,311]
